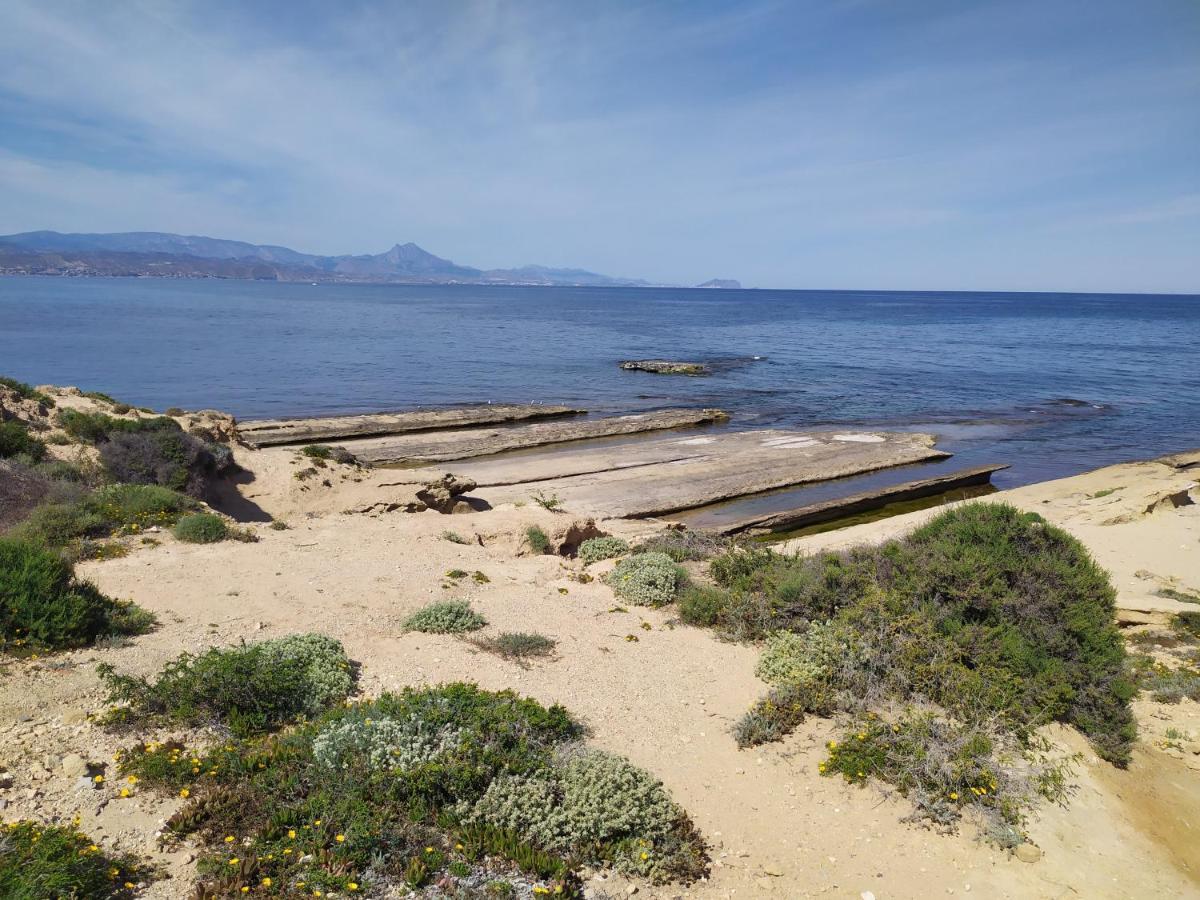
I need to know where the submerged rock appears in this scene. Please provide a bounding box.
[619,360,710,376]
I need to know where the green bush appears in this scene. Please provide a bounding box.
[525,525,551,554]
[13,484,196,552]
[0,421,46,462]
[98,633,354,736]
[606,552,682,606]
[56,409,178,444]
[578,536,629,565]
[99,425,230,498]
[115,684,655,896]
[0,820,146,899]
[720,503,1135,844]
[0,537,155,650]
[172,512,228,544]
[676,584,730,627]
[404,600,487,634]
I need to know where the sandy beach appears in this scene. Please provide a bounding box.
[1,388,1198,899]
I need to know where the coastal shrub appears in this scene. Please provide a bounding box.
[886,504,1134,764]
[708,545,777,588]
[56,409,176,444]
[578,536,628,565]
[607,552,682,607]
[172,512,228,544]
[636,529,727,562]
[97,633,354,735]
[821,710,1074,838]
[0,537,154,650]
[0,421,46,462]
[99,426,228,498]
[531,491,563,511]
[717,502,1135,842]
[300,444,357,465]
[441,530,469,544]
[116,685,687,896]
[473,631,557,663]
[11,484,194,551]
[676,583,731,628]
[404,600,486,634]
[0,820,147,899]
[524,525,551,555]
[464,749,705,882]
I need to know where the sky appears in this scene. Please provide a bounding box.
[0,0,1197,292]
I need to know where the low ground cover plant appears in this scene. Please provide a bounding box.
[703,503,1133,845]
[9,483,195,554]
[172,512,228,544]
[98,633,354,736]
[472,631,557,663]
[634,528,727,562]
[117,682,706,896]
[524,525,551,554]
[605,552,683,606]
[404,600,487,634]
[578,536,628,566]
[0,820,147,898]
[0,537,154,651]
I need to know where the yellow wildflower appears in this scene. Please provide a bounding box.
[336,834,345,843]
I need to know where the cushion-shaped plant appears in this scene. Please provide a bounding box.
[403,599,486,634]
[606,552,681,606]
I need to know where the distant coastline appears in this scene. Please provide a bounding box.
[0,229,741,290]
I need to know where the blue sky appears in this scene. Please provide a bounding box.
[0,0,1197,292]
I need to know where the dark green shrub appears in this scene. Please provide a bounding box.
[172,512,228,544]
[301,444,333,460]
[0,537,154,650]
[0,421,46,462]
[0,820,146,899]
[676,584,730,627]
[57,409,178,444]
[98,633,354,736]
[99,427,229,498]
[885,504,1134,764]
[708,545,776,588]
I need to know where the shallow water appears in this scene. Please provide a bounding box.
[1,277,1196,488]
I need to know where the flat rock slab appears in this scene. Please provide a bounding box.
[478,430,950,518]
[714,463,1009,535]
[237,404,584,447]
[343,408,730,465]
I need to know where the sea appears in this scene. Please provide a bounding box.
[1,276,1197,490]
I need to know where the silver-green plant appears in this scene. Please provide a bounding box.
[605,552,681,606]
[403,600,486,634]
[579,536,630,566]
[312,713,463,772]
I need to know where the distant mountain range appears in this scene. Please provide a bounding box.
[0,230,741,288]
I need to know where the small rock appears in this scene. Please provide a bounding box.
[1014,843,1042,863]
[61,753,89,778]
[862,893,877,900]
[0,772,13,789]
[763,865,784,877]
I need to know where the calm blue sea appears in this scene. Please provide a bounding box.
[1,277,1196,488]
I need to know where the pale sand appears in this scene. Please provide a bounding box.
[2,437,1198,899]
